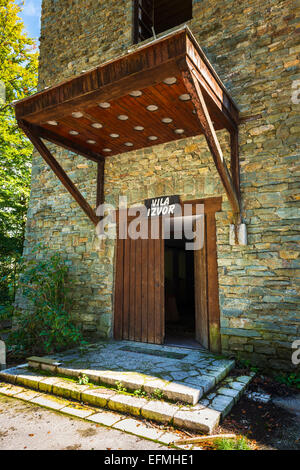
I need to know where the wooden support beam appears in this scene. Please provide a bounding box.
[19,121,99,226]
[185,57,237,133]
[24,122,104,164]
[96,160,105,209]
[182,68,241,218]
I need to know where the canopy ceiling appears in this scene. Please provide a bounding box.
[15,27,239,163]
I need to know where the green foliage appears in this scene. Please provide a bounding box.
[133,387,147,398]
[152,388,164,400]
[78,373,89,385]
[237,358,259,373]
[115,381,127,393]
[214,437,251,451]
[0,0,38,304]
[275,372,300,389]
[8,251,83,354]
[0,302,13,322]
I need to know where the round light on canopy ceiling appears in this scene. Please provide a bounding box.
[163,77,177,85]
[146,105,158,112]
[174,129,185,134]
[47,120,58,126]
[87,139,96,144]
[118,115,128,120]
[69,130,79,135]
[125,142,133,147]
[179,94,191,101]
[148,136,158,141]
[98,102,111,108]
[110,133,119,138]
[162,117,173,124]
[91,122,103,128]
[103,148,112,152]
[129,90,142,97]
[72,111,83,118]
[134,126,144,131]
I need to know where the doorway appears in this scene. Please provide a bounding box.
[113,197,222,352]
[164,234,198,348]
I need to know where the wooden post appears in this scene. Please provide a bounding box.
[230,129,241,207]
[96,160,105,209]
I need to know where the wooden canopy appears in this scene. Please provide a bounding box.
[15,26,241,224]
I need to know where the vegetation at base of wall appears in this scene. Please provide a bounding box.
[275,372,300,390]
[8,251,84,355]
[236,357,260,374]
[213,437,252,451]
[0,0,38,309]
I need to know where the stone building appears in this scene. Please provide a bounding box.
[15,0,299,372]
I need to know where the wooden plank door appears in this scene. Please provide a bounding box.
[114,217,165,344]
[194,216,209,349]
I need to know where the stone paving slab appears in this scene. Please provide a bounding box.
[30,394,70,410]
[88,411,124,427]
[81,387,116,407]
[210,395,234,417]
[141,400,178,424]
[16,389,41,401]
[39,376,64,393]
[23,340,234,405]
[60,405,95,418]
[173,405,220,434]
[108,394,148,416]
[52,380,90,401]
[114,418,162,439]
[0,383,25,396]
[198,372,255,418]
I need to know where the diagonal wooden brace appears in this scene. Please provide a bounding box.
[19,121,100,226]
[182,68,241,220]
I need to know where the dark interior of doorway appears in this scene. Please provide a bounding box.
[164,235,199,349]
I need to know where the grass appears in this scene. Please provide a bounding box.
[275,372,300,390]
[213,436,252,450]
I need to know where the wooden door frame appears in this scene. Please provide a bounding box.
[189,196,222,353]
[113,196,222,353]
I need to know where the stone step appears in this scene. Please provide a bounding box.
[199,372,256,419]
[0,365,254,434]
[0,381,192,449]
[26,354,235,405]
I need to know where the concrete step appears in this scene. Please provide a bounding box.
[0,364,255,434]
[26,354,235,406]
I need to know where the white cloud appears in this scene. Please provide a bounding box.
[22,0,40,17]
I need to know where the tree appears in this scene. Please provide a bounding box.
[0,0,38,305]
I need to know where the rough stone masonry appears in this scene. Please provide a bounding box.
[16,0,299,372]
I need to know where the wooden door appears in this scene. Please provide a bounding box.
[114,217,165,344]
[194,216,209,349]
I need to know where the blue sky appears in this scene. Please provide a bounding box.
[19,0,42,42]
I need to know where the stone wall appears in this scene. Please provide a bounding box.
[18,0,299,371]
